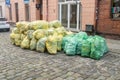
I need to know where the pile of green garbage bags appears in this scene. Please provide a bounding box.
[10,20,73,55]
[62,32,109,60]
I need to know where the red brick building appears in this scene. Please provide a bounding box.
[97,0,120,38]
[5,0,120,37]
[5,0,96,31]
[5,0,42,22]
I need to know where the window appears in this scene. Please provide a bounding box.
[58,0,81,31]
[111,0,120,19]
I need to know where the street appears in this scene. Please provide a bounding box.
[0,29,120,80]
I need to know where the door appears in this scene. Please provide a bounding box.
[9,4,12,20]
[58,0,81,31]
[0,6,2,17]
[15,3,19,22]
[25,4,30,21]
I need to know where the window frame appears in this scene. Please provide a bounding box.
[111,0,120,20]
[58,0,81,31]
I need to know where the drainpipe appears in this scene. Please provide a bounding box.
[46,0,48,21]
[40,0,42,20]
[95,0,100,34]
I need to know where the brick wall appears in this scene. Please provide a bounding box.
[5,0,96,31]
[81,0,96,30]
[42,0,96,30]
[43,0,58,22]
[5,0,39,22]
[97,0,120,35]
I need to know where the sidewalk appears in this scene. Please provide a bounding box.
[106,38,120,54]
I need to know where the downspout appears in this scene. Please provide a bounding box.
[46,0,48,21]
[95,0,100,34]
[40,0,42,20]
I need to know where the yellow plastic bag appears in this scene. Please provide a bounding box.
[12,28,20,34]
[46,35,57,54]
[47,28,55,36]
[10,33,16,39]
[21,37,30,49]
[57,35,63,51]
[10,38,15,45]
[16,21,29,33]
[40,20,49,29]
[23,31,27,35]
[30,38,37,50]
[27,30,34,40]
[66,31,74,35]
[15,39,21,46]
[30,20,48,30]
[33,29,47,40]
[49,20,62,28]
[10,33,21,40]
[36,37,47,52]
[21,34,26,41]
[55,27,67,36]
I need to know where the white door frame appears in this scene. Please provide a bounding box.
[58,1,81,31]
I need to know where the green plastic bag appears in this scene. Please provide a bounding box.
[76,32,88,55]
[65,38,78,56]
[75,32,88,40]
[81,39,91,57]
[30,38,37,50]
[76,41,82,55]
[90,36,108,60]
[36,37,47,53]
[62,34,75,51]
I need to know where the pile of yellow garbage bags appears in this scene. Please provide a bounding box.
[10,20,73,54]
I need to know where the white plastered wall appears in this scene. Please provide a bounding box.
[0,0,5,18]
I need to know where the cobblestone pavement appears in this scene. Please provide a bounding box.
[0,30,120,80]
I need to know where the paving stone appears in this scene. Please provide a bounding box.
[25,77,33,80]
[106,76,115,80]
[53,77,63,80]
[96,76,106,80]
[0,75,6,79]
[66,72,74,76]
[73,73,81,78]
[35,77,49,80]
[0,30,120,80]
[6,75,15,79]
[89,72,101,79]
[85,78,95,80]
[76,77,84,80]
[65,77,75,80]
[1,79,7,80]
[114,74,120,80]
